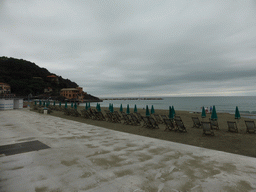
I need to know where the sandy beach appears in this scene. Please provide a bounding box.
[31,104,256,158]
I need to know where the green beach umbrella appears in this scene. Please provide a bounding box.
[169,106,174,119]
[65,101,68,109]
[39,100,41,105]
[88,102,91,109]
[59,101,61,107]
[120,104,123,112]
[109,103,112,111]
[111,104,114,113]
[74,102,77,109]
[126,104,130,114]
[53,101,55,106]
[211,105,218,120]
[235,106,241,119]
[201,106,206,118]
[85,103,88,110]
[134,104,137,113]
[98,103,101,112]
[151,105,155,114]
[71,102,73,108]
[43,101,45,106]
[146,105,150,117]
[34,101,37,106]
[172,106,176,116]
[46,101,49,107]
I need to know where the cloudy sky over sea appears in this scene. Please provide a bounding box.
[1,0,256,97]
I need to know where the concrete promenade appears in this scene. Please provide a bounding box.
[0,109,256,192]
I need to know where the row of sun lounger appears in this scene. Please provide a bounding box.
[35,105,256,135]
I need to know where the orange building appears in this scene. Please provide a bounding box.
[60,87,87,101]
[0,83,11,94]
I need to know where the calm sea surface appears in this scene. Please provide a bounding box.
[81,96,256,115]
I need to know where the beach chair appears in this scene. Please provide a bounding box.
[153,114,164,124]
[112,113,121,123]
[227,121,238,133]
[70,109,80,117]
[135,113,143,121]
[113,111,122,120]
[130,113,141,125]
[97,111,106,121]
[123,114,133,125]
[142,117,154,128]
[209,118,219,130]
[164,119,175,131]
[148,117,159,129]
[105,111,113,122]
[192,117,201,128]
[81,109,90,119]
[202,122,214,136]
[244,120,256,133]
[161,115,168,121]
[175,119,187,132]
[174,116,181,121]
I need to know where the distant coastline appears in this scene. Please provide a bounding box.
[102,97,163,101]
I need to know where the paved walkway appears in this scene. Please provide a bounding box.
[0,109,256,192]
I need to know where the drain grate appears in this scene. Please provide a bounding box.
[0,140,50,156]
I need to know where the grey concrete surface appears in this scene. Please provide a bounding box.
[1,109,256,192]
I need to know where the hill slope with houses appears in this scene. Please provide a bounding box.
[0,56,101,102]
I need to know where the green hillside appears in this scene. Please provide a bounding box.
[0,56,78,96]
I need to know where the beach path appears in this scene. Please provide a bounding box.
[0,109,256,191]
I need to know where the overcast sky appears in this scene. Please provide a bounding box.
[1,0,256,97]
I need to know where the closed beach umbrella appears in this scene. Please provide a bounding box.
[46,101,49,107]
[146,105,150,117]
[172,106,176,116]
[53,101,55,106]
[169,106,174,119]
[134,104,137,113]
[111,104,114,113]
[109,103,112,111]
[211,105,218,120]
[126,104,130,114]
[85,103,88,110]
[235,106,241,119]
[151,105,155,114]
[59,101,61,107]
[39,100,41,105]
[65,101,68,109]
[120,104,123,112]
[201,106,206,118]
[43,101,45,106]
[74,102,77,109]
[71,102,73,108]
[98,104,101,112]
[34,101,37,106]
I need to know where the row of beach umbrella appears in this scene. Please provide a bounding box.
[35,100,241,120]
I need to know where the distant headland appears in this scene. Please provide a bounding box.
[102,97,163,100]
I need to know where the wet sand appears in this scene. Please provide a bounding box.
[31,104,256,158]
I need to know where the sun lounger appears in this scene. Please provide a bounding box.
[202,122,214,136]
[227,121,238,133]
[142,117,154,128]
[174,116,181,121]
[161,115,168,121]
[209,118,219,130]
[148,117,159,129]
[153,114,164,124]
[81,109,91,119]
[164,119,175,131]
[112,113,121,123]
[130,113,141,126]
[175,119,187,132]
[123,114,133,125]
[192,117,201,128]
[244,120,256,133]
[135,113,143,121]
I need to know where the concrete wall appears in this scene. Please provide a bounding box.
[0,99,23,110]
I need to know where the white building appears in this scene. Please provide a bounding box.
[0,98,23,110]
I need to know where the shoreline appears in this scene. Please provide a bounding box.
[29,103,256,158]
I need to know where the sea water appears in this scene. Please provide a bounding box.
[81,96,256,115]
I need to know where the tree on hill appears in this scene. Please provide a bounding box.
[0,57,78,96]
